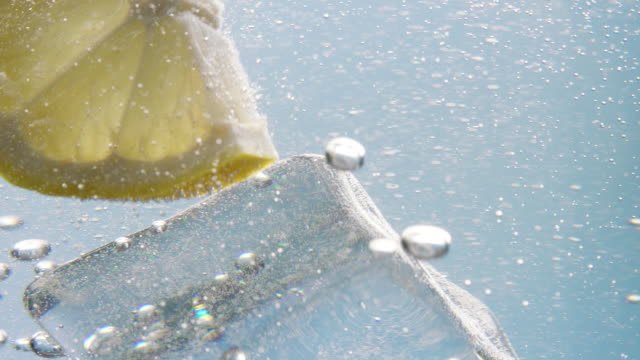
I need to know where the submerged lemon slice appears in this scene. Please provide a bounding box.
[0,0,278,200]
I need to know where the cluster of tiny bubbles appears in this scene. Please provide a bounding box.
[0,263,11,281]
[221,346,248,360]
[401,225,452,260]
[152,220,167,233]
[368,238,400,256]
[324,137,366,171]
[84,326,121,355]
[10,239,51,260]
[30,331,64,358]
[34,260,57,275]
[250,171,273,188]
[234,252,264,275]
[0,329,7,345]
[0,215,23,229]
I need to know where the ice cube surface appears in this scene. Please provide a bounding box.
[24,155,518,360]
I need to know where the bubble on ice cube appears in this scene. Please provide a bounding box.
[134,304,162,326]
[401,225,451,259]
[115,236,133,251]
[131,340,159,356]
[152,220,167,233]
[221,346,248,360]
[11,239,51,260]
[250,172,273,188]
[234,252,264,274]
[325,137,365,171]
[34,260,57,275]
[83,326,121,355]
[0,329,7,345]
[30,331,64,358]
[368,238,400,255]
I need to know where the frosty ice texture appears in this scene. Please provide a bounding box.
[24,155,518,360]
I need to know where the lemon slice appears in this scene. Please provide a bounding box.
[0,0,278,200]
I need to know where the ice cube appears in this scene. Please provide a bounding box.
[24,155,518,360]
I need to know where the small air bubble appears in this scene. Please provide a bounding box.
[0,215,23,229]
[368,238,399,255]
[401,225,451,259]
[115,236,132,251]
[235,252,264,275]
[13,337,32,352]
[0,263,11,281]
[34,260,57,275]
[31,331,64,358]
[325,137,365,171]
[221,346,247,360]
[11,239,51,261]
[84,326,121,355]
[625,294,640,304]
[152,220,167,233]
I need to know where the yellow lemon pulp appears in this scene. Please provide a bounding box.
[0,0,277,200]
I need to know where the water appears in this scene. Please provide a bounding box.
[0,0,638,359]
[23,156,517,360]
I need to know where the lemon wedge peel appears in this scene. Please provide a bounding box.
[0,0,278,200]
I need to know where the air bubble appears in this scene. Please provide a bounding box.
[10,239,51,260]
[250,172,273,188]
[325,137,365,171]
[368,238,399,255]
[625,294,640,304]
[0,215,23,229]
[115,236,133,251]
[34,260,57,275]
[201,328,224,342]
[0,329,7,345]
[628,218,640,226]
[221,346,248,360]
[401,225,451,259]
[152,220,167,233]
[134,304,162,326]
[83,326,121,355]
[31,331,64,358]
[0,263,11,280]
[235,252,264,274]
[14,337,32,352]
[131,340,158,355]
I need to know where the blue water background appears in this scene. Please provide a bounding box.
[1,0,638,359]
